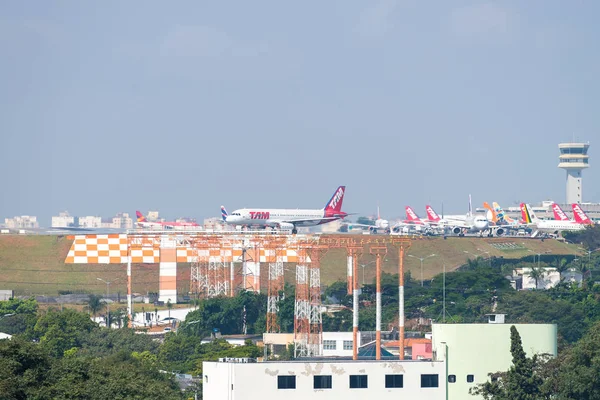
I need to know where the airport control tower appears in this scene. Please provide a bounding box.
[558,142,590,204]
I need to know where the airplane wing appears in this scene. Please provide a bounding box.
[280,217,341,224]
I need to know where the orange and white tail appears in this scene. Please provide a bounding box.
[572,204,593,225]
[551,203,570,221]
[483,202,497,223]
[425,205,441,222]
[136,211,147,223]
[405,206,421,223]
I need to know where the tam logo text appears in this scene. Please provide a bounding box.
[249,211,270,220]
[329,188,344,210]
[406,207,418,220]
[573,205,587,221]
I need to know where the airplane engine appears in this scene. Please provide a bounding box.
[452,227,462,235]
[277,222,295,231]
[495,228,505,236]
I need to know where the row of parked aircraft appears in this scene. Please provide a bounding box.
[352,201,595,237]
[218,186,595,236]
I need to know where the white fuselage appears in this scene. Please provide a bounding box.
[225,208,326,228]
[535,220,586,233]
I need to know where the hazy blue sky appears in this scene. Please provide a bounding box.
[1,1,598,225]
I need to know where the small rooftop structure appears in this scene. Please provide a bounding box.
[485,314,506,324]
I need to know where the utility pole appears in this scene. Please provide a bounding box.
[97,277,120,328]
[408,254,437,287]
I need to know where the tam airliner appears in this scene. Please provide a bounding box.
[222,186,350,234]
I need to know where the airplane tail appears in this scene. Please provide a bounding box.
[551,203,570,221]
[483,202,497,223]
[136,211,147,223]
[425,205,441,222]
[520,203,538,224]
[221,206,228,222]
[324,186,346,217]
[493,201,514,223]
[468,194,473,216]
[572,203,593,224]
[405,206,421,222]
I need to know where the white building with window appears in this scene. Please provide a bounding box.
[51,211,75,228]
[432,319,557,400]
[203,359,446,400]
[4,215,39,229]
[321,332,357,357]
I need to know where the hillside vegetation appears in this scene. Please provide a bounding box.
[0,234,579,296]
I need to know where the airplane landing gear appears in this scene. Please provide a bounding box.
[292,228,298,235]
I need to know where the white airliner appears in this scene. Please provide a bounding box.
[222,186,350,234]
[521,203,587,234]
[427,196,506,236]
[348,206,391,234]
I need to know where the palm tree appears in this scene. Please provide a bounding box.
[528,266,546,289]
[167,299,173,321]
[553,257,570,281]
[86,294,103,320]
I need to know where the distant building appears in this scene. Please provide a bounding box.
[204,217,226,231]
[4,216,39,229]
[52,211,75,227]
[78,216,102,228]
[147,211,160,222]
[320,219,343,233]
[107,212,133,229]
[512,267,561,290]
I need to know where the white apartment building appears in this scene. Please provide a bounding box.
[78,216,102,228]
[516,267,561,290]
[52,211,75,228]
[107,213,133,229]
[203,359,445,400]
[4,216,39,229]
[209,321,557,400]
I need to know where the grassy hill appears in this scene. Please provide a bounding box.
[0,235,579,296]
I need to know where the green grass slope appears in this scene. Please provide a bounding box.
[0,235,579,296]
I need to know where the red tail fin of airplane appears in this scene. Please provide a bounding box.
[551,203,569,221]
[572,203,593,224]
[324,186,346,217]
[425,205,441,222]
[136,211,147,223]
[405,206,421,222]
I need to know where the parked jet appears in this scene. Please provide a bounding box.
[521,203,586,234]
[136,211,200,230]
[551,203,571,221]
[572,204,595,225]
[428,196,505,236]
[347,206,391,234]
[223,186,350,234]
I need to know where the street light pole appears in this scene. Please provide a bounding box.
[97,277,120,328]
[408,254,437,287]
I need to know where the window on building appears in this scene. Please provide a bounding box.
[343,340,353,350]
[467,375,474,383]
[314,375,332,389]
[349,375,368,389]
[448,375,456,383]
[421,374,439,388]
[385,374,403,388]
[323,340,336,350]
[277,376,296,389]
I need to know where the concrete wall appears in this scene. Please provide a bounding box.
[203,360,446,400]
[432,323,557,400]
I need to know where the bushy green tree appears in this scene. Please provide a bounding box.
[34,309,98,358]
[470,326,544,399]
